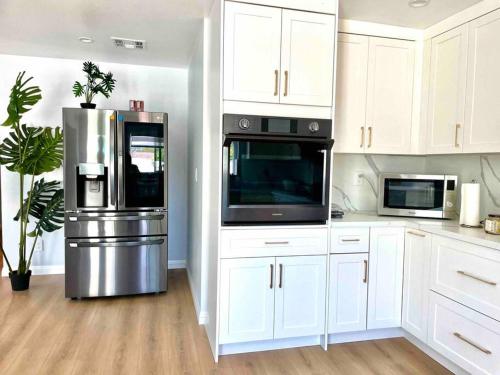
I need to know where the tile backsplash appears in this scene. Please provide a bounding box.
[331,154,500,218]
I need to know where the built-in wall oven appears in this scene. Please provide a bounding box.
[222,114,333,225]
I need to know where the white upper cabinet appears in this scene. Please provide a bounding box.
[334,34,415,154]
[280,10,336,106]
[223,2,335,107]
[333,34,369,153]
[463,8,500,153]
[402,229,431,343]
[223,2,282,103]
[427,25,468,154]
[233,0,337,14]
[219,257,275,344]
[365,38,415,154]
[367,227,405,329]
[274,256,327,339]
[329,253,368,334]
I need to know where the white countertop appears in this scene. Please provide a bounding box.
[331,212,500,251]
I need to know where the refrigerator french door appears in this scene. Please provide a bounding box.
[63,108,168,298]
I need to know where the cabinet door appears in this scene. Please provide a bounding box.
[367,227,405,329]
[219,257,275,344]
[280,10,336,106]
[426,25,468,154]
[274,255,327,339]
[223,2,282,103]
[402,229,431,343]
[464,9,500,153]
[333,34,369,153]
[329,253,368,334]
[365,38,415,154]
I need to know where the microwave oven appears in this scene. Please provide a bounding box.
[378,173,458,219]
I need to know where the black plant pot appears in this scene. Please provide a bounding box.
[9,270,32,291]
[80,103,97,109]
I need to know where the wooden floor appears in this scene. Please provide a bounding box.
[0,269,451,375]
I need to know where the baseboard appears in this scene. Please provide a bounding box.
[219,335,323,356]
[328,327,404,344]
[2,260,186,277]
[186,267,209,325]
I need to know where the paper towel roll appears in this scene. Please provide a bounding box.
[460,182,481,227]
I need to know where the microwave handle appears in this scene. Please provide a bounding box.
[223,134,334,148]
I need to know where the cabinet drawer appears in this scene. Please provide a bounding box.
[428,292,500,375]
[331,227,369,253]
[221,228,328,258]
[430,235,500,321]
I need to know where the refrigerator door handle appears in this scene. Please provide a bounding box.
[67,214,165,222]
[69,239,165,248]
[117,115,125,208]
[109,113,117,207]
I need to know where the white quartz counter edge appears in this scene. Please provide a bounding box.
[331,214,500,251]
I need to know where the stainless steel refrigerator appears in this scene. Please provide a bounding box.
[63,108,168,298]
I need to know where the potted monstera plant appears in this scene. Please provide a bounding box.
[0,72,64,291]
[72,61,116,109]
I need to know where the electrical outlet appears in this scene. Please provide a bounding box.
[353,171,363,186]
[34,239,43,252]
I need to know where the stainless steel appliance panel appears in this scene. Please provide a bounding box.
[63,108,117,212]
[65,236,167,298]
[116,111,168,211]
[64,211,167,238]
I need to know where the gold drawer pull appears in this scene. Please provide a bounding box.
[274,69,279,96]
[453,332,492,355]
[264,241,289,245]
[368,126,373,148]
[341,238,360,243]
[284,70,289,97]
[457,270,497,286]
[407,230,426,238]
[455,124,461,148]
[360,127,365,148]
[363,260,368,283]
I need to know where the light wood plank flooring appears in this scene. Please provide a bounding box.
[0,269,451,375]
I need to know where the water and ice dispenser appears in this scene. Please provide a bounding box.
[76,163,108,208]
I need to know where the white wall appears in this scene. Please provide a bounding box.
[0,54,188,274]
[332,153,500,217]
[187,29,206,322]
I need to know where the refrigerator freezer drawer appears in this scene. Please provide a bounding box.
[65,211,167,238]
[65,236,167,298]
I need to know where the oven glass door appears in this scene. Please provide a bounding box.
[226,140,327,206]
[122,121,165,208]
[383,178,444,210]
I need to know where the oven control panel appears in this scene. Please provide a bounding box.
[224,114,331,138]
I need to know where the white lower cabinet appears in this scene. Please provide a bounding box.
[328,253,368,333]
[367,227,405,329]
[219,255,327,344]
[219,257,275,344]
[274,256,327,339]
[428,292,500,375]
[402,229,431,343]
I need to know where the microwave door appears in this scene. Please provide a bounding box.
[117,111,168,211]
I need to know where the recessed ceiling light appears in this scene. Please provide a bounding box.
[78,36,94,44]
[409,0,430,8]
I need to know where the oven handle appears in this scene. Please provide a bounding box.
[69,239,165,248]
[223,134,334,148]
[67,214,165,222]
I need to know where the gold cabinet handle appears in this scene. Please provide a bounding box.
[367,127,373,148]
[341,238,360,243]
[363,260,368,283]
[360,127,365,148]
[457,270,497,286]
[407,230,426,238]
[455,124,461,147]
[279,264,283,289]
[453,332,492,355]
[284,70,289,97]
[270,264,274,289]
[274,69,279,96]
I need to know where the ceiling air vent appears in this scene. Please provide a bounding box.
[111,37,146,50]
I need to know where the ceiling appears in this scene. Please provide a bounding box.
[340,0,484,29]
[0,0,215,68]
